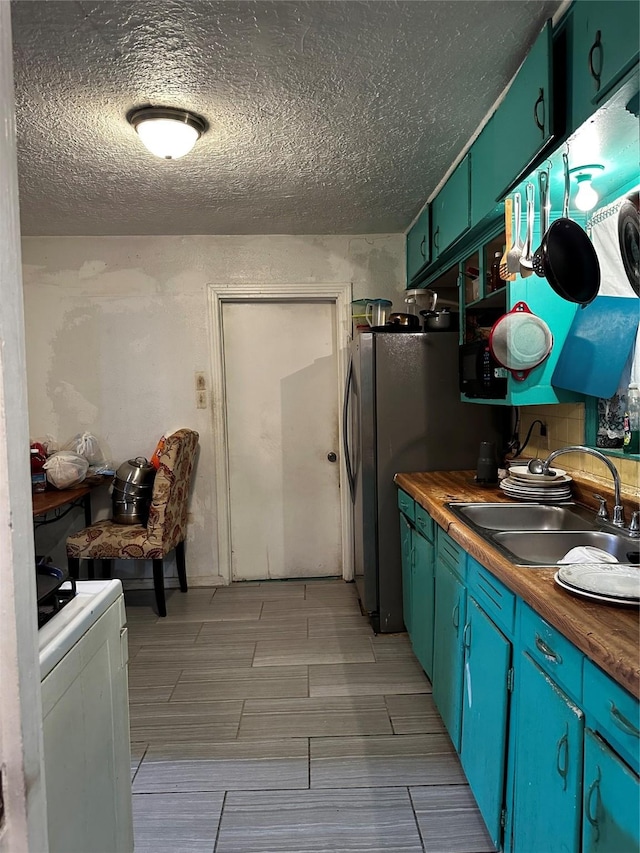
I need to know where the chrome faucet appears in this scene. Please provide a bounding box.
[541,446,625,528]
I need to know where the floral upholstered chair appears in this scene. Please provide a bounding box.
[66,429,199,617]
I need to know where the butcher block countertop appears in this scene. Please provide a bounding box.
[394,470,640,699]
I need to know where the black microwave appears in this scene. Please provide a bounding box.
[459,340,508,399]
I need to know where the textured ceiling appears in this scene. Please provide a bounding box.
[11,0,562,236]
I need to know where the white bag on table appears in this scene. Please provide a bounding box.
[62,432,106,467]
[43,451,89,489]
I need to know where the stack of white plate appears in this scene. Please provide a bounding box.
[554,564,640,606]
[501,464,573,502]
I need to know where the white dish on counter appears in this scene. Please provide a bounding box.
[557,563,640,600]
[554,571,640,607]
[500,479,572,502]
[508,465,569,483]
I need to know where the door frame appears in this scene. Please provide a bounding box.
[207,282,353,585]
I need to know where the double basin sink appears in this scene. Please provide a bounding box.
[445,502,640,567]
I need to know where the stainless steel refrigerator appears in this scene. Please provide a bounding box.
[343,330,506,633]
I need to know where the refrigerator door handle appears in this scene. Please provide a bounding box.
[343,355,355,503]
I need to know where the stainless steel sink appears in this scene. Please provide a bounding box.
[493,530,640,566]
[445,501,640,567]
[448,502,598,532]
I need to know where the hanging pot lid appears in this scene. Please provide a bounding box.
[489,301,553,381]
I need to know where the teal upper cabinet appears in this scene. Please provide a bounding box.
[492,21,554,199]
[568,0,640,131]
[431,155,471,261]
[406,207,431,283]
[470,117,502,228]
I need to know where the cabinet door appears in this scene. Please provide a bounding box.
[493,20,553,197]
[432,558,466,751]
[411,528,435,680]
[470,117,501,227]
[460,599,511,849]
[511,652,584,853]
[41,597,134,853]
[583,728,640,853]
[432,154,471,260]
[400,512,413,636]
[569,0,640,129]
[407,207,431,283]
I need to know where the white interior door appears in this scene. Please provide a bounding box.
[223,299,342,580]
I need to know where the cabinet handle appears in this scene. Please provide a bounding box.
[533,88,545,133]
[588,30,603,92]
[452,601,459,630]
[433,226,440,250]
[463,621,471,652]
[555,730,569,791]
[535,633,562,664]
[419,235,426,259]
[609,702,640,738]
[585,767,601,842]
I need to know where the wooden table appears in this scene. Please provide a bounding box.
[32,483,94,526]
[32,477,112,578]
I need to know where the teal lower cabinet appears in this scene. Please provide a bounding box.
[582,728,640,853]
[510,651,584,853]
[396,509,640,853]
[399,509,413,635]
[398,493,437,678]
[432,541,466,751]
[411,525,435,679]
[460,597,512,849]
[582,657,640,853]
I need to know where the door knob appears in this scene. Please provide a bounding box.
[327,452,337,462]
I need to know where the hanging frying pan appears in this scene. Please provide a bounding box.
[617,196,640,296]
[531,152,600,306]
[489,301,553,381]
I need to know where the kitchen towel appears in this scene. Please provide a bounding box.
[557,546,619,564]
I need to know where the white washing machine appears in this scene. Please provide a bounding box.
[39,580,134,853]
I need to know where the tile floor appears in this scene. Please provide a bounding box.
[126,579,496,853]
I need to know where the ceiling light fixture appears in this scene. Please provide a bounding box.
[127,106,207,160]
[569,163,605,212]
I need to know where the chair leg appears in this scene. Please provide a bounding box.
[176,541,188,592]
[100,559,112,580]
[152,559,167,617]
[68,557,80,580]
[87,559,95,580]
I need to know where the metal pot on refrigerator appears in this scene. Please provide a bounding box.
[420,308,452,331]
[387,312,421,329]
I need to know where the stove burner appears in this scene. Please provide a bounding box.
[38,582,77,627]
[36,557,77,628]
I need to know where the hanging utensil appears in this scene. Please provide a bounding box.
[489,301,553,381]
[531,151,601,306]
[499,197,516,282]
[506,192,524,274]
[519,183,536,278]
[533,168,550,277]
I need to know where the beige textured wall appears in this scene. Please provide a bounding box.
[22,233,406,585]
[519,403,640,497]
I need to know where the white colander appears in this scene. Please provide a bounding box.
[489,301,553,381]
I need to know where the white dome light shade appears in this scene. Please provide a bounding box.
[574,175,599,212]
[569,164,604,212]
[128,107,206,160]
